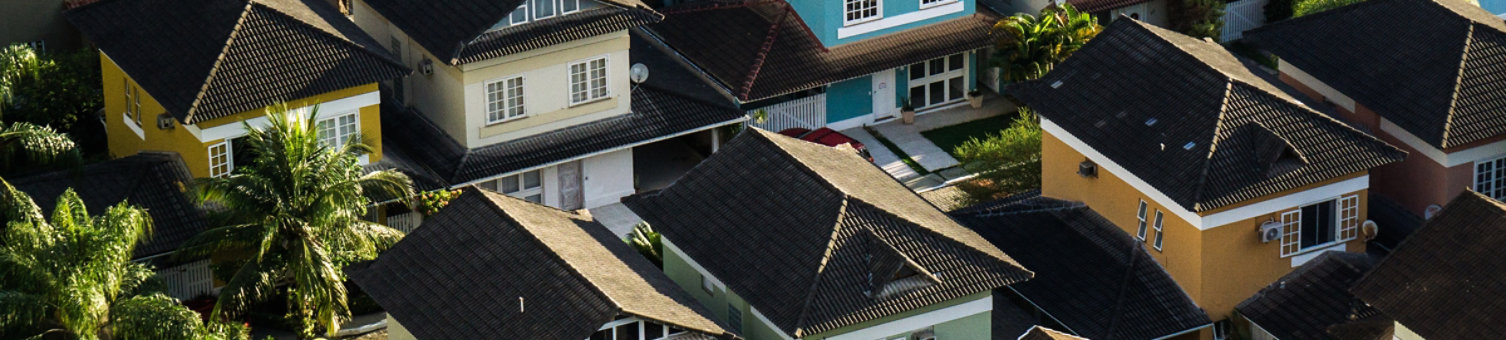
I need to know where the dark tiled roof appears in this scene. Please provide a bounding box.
[9,153,208,258]
[380,86,745,186]
[347,189,728,339]
[1245,0,1506,149]
[361,0,660,65]
[646,0,999,101]
[66,0,408,124]
[629,30,738,109]
[1007,19,1404,212]
[1019,326,1089,340]
[1350,191,1506,339]
[625,129,1032,337]
[1237,252,1387,340]
[1364,195,1423,253]
[1069,0,1151,12]
[953,193,1211,340]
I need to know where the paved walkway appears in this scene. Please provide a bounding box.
[870,97,1016,172]
[588,202,644,237]
[840,128,920,181]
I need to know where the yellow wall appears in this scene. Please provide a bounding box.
[101,54,384,178]
[1041,130,1370,325]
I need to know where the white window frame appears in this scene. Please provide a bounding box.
[843,0,883,26]
[315,112,359,147]
[509,1,530,25]
[568,56,610,106]
[907,53,967,109]
[485,75,527,124]
[533,0,557,20]
[589,317,686,340]
[505,0,578,26]
[1136,200,1148,240]
[1279,195,1360,257]
[485,170,543,203]
[919,0,955,9]
[1475,154,1506,201]
[1152,210,1165,251]
[561,0,579,14]
[208,141,232,178]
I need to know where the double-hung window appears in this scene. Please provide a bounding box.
[569,57,608,105]
[1476,155,1506,201]
[1279,195,1360,257]
[1152,210,1165,251]
[315,113,359,147]
[482,170,543,203]
[1135,200,1148,240]
[844,0,881,25]
[486,76,526,124]
[123,79,143,125]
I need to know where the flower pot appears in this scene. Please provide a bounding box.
[967,95,984,109]
[902,109,916,124]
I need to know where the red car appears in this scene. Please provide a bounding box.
[778,127,874,162]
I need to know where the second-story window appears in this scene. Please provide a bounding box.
[507,0,580,26]
[1136,200,1148,240]
[844,0,881,25]
[1152,210,1165,251]
[316,112,359,147]
[486,76,526,124]
[1280,195,1360,257]
[208,141,231,178]
[1476,155,1506,201]
[569,57,608,105]
[920,0,953,7]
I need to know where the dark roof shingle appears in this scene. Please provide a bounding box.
[953,193,1211,340]
[66,0,408,124]
[347,189,728,339]
[1350,191,1506,339]
[646,0,999,101]
[1237,252,1388,340]
[1245,0,1506,148]
[10,153,208,258]
[361,0,660,65]
[626,128,1032,337]
[1007,19,1404,212]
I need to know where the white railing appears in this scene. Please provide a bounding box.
[750,94,827,132]
[386,211,424,234]
[158,259,214,300]
[1221,0,1269,42]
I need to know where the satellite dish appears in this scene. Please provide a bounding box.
[630,63,649,84]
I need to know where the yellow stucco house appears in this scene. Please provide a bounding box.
[66,0,408,179]
[1008,20,1405,339]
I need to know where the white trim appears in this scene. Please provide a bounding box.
[662,238,726,293]
[533,0,557,20]
[825,294,992,340]
[1476,154,1506,200]
[842,0,885,26]
[1279,60,1355,112]
[197,90,379,143]
[122,112,146,139]
[567,55,610,106]
[1289,242,1346,267]
[1044,118,1371,230]
[485,74,527,124]
[918,0,958,9]
[750,307,797,340]
[828,114,869,131]
[1381,117,1506,167]
[837,0,962,39]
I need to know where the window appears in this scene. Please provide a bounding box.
[509,2,529,24]
[700,274,716,294]
[561,0,579,13]
[1136,200,1148,240]
[123,80,143,125]
[726,305,742,334]
[208,142,231,178]
[1476,155,1506,201]
[486,76,526,124]
[1213,319,1231,340]
[1152,210,1165,251]
[570,57,609,105]
[316,113,358,147]
[844,0,881,24]
[920,0,953,7]
[505,0,579,26]
[587,319,681,340]
[907,53,967,109]
[534,0,556,20]
[1280,195,1360,257]
[481,170,543,203]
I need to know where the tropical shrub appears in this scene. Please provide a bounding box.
[1265,0,1296,22]
[416,188,461,216]
[992,3,1103,82]
[1168,0,1226,39]
[1293,0,1365,17]
[0,45,104,153]
[951,108,1043,204]
[627,222,663,268]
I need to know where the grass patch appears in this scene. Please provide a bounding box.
[865,127,929,175]
[921,115,1013,157]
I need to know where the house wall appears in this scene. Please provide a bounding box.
[387,316,417,340]
[806,291,992,340]
[662,238,790,340]
[101,54,382,178]
[1041,127,1371,327]
[827,75,874,124]
[582,148,635,208]
[791,0,976,47]
[1394,322,1425,340]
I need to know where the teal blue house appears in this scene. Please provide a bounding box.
[641,0,1001,131]
[625,129,1033,339]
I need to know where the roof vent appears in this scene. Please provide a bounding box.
[1145,118,1158,126]
[1183,142,1196,150]
[1050,80,1063,88]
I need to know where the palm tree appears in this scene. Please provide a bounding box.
[0,179,219,339]
[992,3,1103,82]
[0,121,78,174]
[175,104,413,338]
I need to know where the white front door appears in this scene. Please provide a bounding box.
[558,161,583,210]
[872,69,896,121]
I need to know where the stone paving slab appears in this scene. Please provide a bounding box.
[587,202,644,237]
[841,127,920,181]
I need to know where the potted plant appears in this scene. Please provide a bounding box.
[967,89,984,108]
[901,98,916,125]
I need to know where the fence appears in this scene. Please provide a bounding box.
[1221,0,1269,42]
[387,211,424,234]
[158,259,214,300]
[749,94,826,132]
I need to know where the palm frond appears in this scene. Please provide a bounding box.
[0,122,78,168]
[109,293,206,340]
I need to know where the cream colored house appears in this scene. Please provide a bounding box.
[350,0,744,210]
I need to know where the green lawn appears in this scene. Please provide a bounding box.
[922,115,1013,157]
[865,127,929,176]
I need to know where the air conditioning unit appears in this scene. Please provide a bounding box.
[1078,160,1097,178]
[1259,221,1282,243]
[156,113,175,130]
[418,58,434,76]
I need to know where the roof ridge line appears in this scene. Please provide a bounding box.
[1441,24,1475,148]
[738,6,791,100]
[789,195,852,338]
[475,190,629,318]
[253,2,407,70]
[1189,81,1236,211]
[184,0,257,124]
[847,194,1015,268]
[1099,238,1149,338]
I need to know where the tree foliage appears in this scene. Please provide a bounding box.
[0,45,104,152]
[175,104,413,338]
[1293,0,1365,17]
[1168,0,1226,39]
[952,108,1043,204]
[991,4,1103,82]
[0,121,78,174]
[627,222,663,268]
[0,179,233,339]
